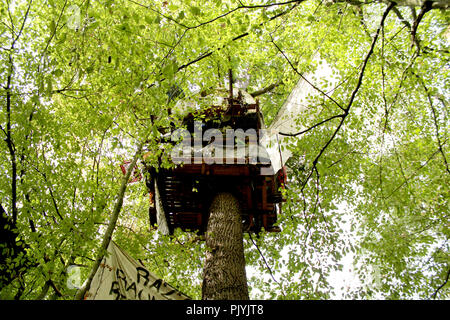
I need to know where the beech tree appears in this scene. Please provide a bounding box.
[202,193,249,300]
[0,0,448,299]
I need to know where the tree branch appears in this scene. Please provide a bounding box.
[250,80,284,97]
[29,158,64,221]
[344,3,395,113]
[334,0,448,9]
[392,6,412,30]
[145,1,301,87]
[36,280,51,300]
[300,2,395,191]
[48,279,63,298]
[410,1,433,50]
[74,137,146,300]
[270,37,346,112]
[384,144,444,200]
[431,268,450,299]
[418,78,450,175]
[129,0,303,30]
[10,0,32,49]
[5,62,17,225]
[279,114,344,137]
[3,0,33,225]
[39,0,68,70]
[248,233,285,296]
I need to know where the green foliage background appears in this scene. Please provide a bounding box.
[0,0,448,299]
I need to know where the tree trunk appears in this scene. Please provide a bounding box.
[336,0,448,9]
[202,192,249,300]
[74,138,145,300]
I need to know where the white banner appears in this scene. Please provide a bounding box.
[85,241,190,300]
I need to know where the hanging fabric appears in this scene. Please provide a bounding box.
[85,241,190,300]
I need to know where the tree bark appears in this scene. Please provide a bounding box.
[202,192,249,300]
[335,0,448,9]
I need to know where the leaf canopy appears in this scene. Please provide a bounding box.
[0,0,448,300]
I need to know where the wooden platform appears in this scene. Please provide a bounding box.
[147,161,284,234]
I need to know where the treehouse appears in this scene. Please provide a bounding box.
[142,87,286,235]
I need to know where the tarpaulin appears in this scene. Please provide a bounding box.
[85,241,190,300]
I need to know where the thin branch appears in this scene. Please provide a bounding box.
[36,281,51,300]
[383,50,419,120]
[84,96,136,139]
[431,268,450,299]
[279,114,344,137]
[5,60,17,225]
[381,23,390,134]
[11,0,32,49]
[39,0,68,68]
[419,79,450,175]
[5,0,16,37]
[354,6,372,38]
[127,0,190,29]
[94,123,114,188]
[301,115,346,191]
[128,0,303,30]
[392,6,412,31]
[145,2,300,86]
[250,80,284,97]
[327,150,363,168]
[300,2,395,191]
[383,144,445,200]
[410,6,417,20]
[271,37,346,112]
[48,279,63,298]
[410,1,433,50]
[0,124,7,137]
[157,28,188,76]
[248,233,285,296]
[410,214,449,238]
[30,163,64,221]
[248,233,277,283]
[190,0,303,30]
[344,2,395,113]
[312,166,329,229]
[334,0,447,9]
[75,136,146,300]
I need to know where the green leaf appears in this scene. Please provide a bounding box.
[53,69,63,77]
[145,15,153,24]
[86,65,94,74]
[31,95,40,105]
[189,6,201,16]
[88,21,99,29]
[38,79,44,94]
[162,61,178,79]
[46,77,53,96]
[58,32,67,43]
[177,11,185,21]
[49,20,56,34]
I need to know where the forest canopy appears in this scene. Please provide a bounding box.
[0,0,448,299]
